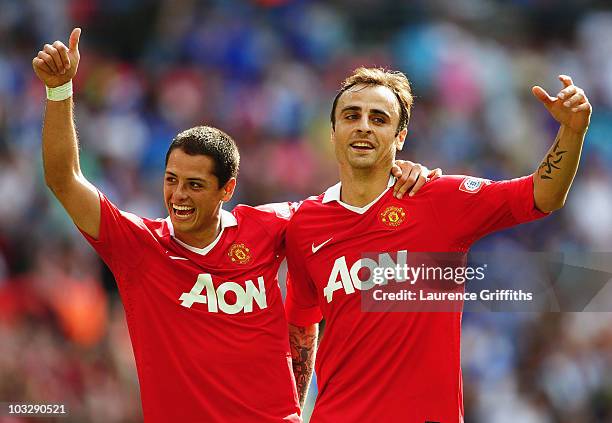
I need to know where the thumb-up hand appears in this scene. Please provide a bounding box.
[32,28,81,88]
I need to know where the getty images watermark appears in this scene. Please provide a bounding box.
[356,251,612,312]
[370,263,533,303]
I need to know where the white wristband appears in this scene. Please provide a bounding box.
[46,80,73,101]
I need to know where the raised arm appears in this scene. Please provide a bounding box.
[33,28,101,238]
[531,75,592,212]
[288,323,318,409]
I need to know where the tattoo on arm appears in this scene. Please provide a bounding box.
[538,136,567,180]
[289,324,318,408]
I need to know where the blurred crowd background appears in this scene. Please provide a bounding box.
[1,0,611,422]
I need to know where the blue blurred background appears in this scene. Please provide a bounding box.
[1,0,611,421]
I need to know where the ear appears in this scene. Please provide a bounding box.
[221,178,237,202]
[396,128,407,151]
[330,127,336,144]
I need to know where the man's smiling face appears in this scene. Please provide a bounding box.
[163,148,234,246]
[332,84,407,171]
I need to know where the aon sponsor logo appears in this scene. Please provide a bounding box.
[180,273,267,314]
[324,251,408,302]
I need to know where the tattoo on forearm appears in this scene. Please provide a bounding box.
[289,326,317,408]
[538,137,567,180]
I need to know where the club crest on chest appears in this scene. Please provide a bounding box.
[228,243,252,264]
[380,205,406,227]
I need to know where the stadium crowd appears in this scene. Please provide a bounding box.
[0,0,611,421]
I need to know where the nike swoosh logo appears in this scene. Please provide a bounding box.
[312,238,333,254]
[169,255,188,260]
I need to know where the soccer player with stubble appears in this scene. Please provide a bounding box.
[285,68,591,422]
[32,30,436,421]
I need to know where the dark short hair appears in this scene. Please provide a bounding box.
[330,67,414,136]
[165,126,240,188]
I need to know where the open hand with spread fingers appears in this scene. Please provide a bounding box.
[532,75,592,135]
[32,28,81,88]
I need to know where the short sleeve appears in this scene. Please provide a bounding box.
[430,174,550,247]
[284,224,322,326]
[78,190,146,276]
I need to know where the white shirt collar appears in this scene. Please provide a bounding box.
[166,208,237,256]
[322,176,395,214]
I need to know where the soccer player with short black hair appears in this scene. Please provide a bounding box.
[32,30,434,421]
[33,27,305,422]
[286,67,591,422]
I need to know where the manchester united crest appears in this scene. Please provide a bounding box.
[380,206,406,227]
[228,243,252,264]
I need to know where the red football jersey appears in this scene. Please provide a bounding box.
[285,175,548,423]
[80,192,301,423]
